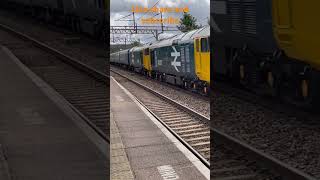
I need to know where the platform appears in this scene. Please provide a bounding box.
[110,77,209,180]
[0,46,108,179]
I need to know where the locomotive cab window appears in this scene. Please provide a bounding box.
[201,38,209,52]
[144,48,150,55]
[196,39,200,52]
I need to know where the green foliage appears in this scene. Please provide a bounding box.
[177,12,200,32]
[132,40,142,46]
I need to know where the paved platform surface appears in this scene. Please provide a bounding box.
[0,46,108,179]
[111,114,134,180]
[110,77,209,180]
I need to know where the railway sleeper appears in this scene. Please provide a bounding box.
[171,124,204,130]
[163,117,193,122]
[180,131,210,138]
[167,121,198,127]
[176,127,207,134]
[187,136,210,142]
[160,113,185,119]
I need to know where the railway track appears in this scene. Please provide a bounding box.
[212,83,319,179]
[111,69,210,168]
[212,129,319,180]
[113,66,209,101]
[111,66,210,118]
[212,144,274,179]
[213,81,320,129]
[0,23,109,142]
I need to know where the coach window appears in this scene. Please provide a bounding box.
[144,49,150,55]
[201,38,209,52]
[196,39,200,52]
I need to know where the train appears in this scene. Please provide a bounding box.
[111,26,210,94]
[212,0,320,107]
[0,0,108,40]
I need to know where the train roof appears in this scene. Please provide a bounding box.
[150,26,210,48]
[111,26,210,54]
[119,49,130,53]
[130,45,146,52]
[149,34,183,49]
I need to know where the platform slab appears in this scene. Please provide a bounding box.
[110,114,134,180]
[0,46,108,179]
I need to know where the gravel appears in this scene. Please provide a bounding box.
[212,88,320,178]
[212,146,279,180]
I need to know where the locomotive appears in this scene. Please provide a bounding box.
[212,0,320,106]
[111,26,210,94]
[1,0,108,39]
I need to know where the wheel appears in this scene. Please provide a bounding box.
[192,83,196,90]
[266,68,281,97]
[161,74,166,82]
[301,79,309,100]
[184,81,188,89]
[233,61,250,86]
[295,69,320,107]
[240,60,258,87]
[239,64,246,83]
[203,86,208,95]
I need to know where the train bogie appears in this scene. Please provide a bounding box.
[212,0,281,94]
[268,1,320,104]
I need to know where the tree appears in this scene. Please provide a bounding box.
[177,12,200,32]
[132,40,142,46]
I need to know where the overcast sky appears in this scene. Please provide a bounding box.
[110,0,210,44]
